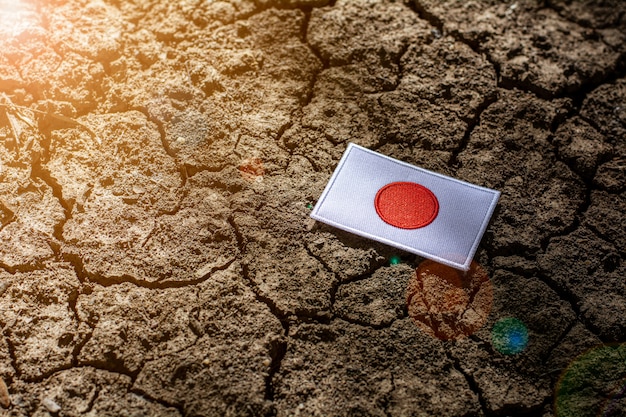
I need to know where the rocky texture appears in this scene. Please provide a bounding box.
[449,270,577,415]
[457,89,585,255]
[274,319,481,417]
[0,0,624,416]
[132,263,284,416]
[10,367,181,417]
[414,0,626,97]
[0,265,87,382]
[581,78,626,193]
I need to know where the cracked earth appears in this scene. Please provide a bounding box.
[0,0,625,416]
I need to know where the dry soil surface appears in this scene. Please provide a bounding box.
[0,0,625,416]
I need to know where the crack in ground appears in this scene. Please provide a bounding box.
[303,244,405,330]
[181,161,230,180]
[30,164,71,245]
[83,386,100,415]
[467,334,499,359]
[541,320,576,369]
[533,267,604,343]
[292,152,322,172]
[0,261,46,275]
[13,364,181,414]
[381,371,395,417]
[407,0,443,32]
[332,314,399,331]
[61,251,237,290]
[130,385,186,416]
[586,223,626,259]
[239,262,289,331]
[538,190,589,255]
[560,52,626,114]
[0,202,15,234]
[264,336,287,417]
[239,261,291,416]
[158,0,338,52]
[300,6,329,106]
[66,286,95,371]
[132,106,188,188]
[227,215,291,414]
[444,348,490,417]
[1,331,20,383]
[71,324,94,369]
[412,0,626,102]
[448,93,499,169]
[388,41,411,91]
[74,358,139,384]
[495,244,598,344]
[544,0,626,33]
[302,243,340,315]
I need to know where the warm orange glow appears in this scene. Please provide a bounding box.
[239,157,265,182]
[406,260,494,340]
[0,0,38,38]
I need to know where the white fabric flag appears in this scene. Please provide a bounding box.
[310,143,500,271]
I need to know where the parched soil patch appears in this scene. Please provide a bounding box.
[0,0,624,416]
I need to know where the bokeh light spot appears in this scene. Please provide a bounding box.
[389,255,402,265]
[406,260,493,340]
[555,343,626,417]
[491,317,529,355]
[238,157,264,182]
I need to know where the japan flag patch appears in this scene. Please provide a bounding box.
[310,143,500,271]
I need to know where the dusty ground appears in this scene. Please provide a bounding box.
[0,0,625,416]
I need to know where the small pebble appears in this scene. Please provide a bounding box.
[262,358,271,367]
[42,397,61,413]
[0,377,10,409]
[202,358,211,366]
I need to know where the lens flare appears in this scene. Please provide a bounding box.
[0,0,39,38]
[238,157,264,182]
[555,343,626,417]
[406,260,493,340]
[491,317,529,355]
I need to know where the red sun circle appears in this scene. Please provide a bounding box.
[374,182,439,229]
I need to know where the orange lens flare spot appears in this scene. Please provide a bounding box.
[406,260,493,340]
[238,157,264,182]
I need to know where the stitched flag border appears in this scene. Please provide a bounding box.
[310,143,500,271]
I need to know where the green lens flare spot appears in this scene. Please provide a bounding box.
[389,255,402,265]
[555,343,626,417]
[491,317,529,355]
